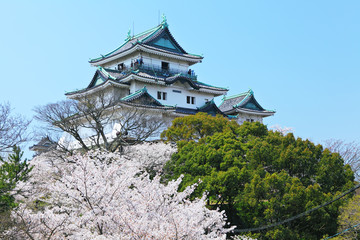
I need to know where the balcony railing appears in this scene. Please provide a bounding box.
[117,63,197,80]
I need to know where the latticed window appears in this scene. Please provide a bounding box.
[157,91,167,100]
[187,96,195,104]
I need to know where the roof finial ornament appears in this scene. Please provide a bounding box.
[161,14,168,28]
[127,29,131,40]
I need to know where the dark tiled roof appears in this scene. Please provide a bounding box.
[174,100,226,116]
[69,67,227,94]
[175,107,198,115]
[120,87,163,107]
[119,101,175,110]
[218,93,248,112]
[143,27,187,54]
[219,90,275,115]
[29,137,56,152]
[89,22,202,63]
[198,100,226,116]
[89,25,161,63]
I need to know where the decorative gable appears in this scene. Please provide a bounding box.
[88,71,106,88]
[129,93,163,106]
[121,87,163,107]
[198,100,225,116]
[146,28,187,54]
[241,96,264,111]
[152,36,182,52]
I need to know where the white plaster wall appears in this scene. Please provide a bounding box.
[132,82,217,108]
[103,52,191,73]
[142,56,189,73]
[236,114,263,125]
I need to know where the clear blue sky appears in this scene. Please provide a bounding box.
[1,1,359,158]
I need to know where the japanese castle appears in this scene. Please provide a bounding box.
[66,16,275,127]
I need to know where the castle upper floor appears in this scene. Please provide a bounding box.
[89,16,203,75]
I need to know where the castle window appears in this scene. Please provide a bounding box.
[161,61,169,71]
[187,96,195,104]
[118,63,124,70]
[157,91,167,100]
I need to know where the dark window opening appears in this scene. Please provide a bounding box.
[118,63,124,70]
[187,96,195,104]
[158,91,167,100]
[161,61,169,70]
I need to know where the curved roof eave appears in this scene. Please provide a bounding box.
[89,44,202,66]
[116,101,176,111]
[118,74,227,94]
[233,108,275,116]
[65,80,130,99]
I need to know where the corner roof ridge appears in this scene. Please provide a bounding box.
[90,39,131,62]
[232,89,254,108]
[133,24,162,40]
[90,25,162,62]
[98,66,116,80]
[195,80,229,90]
[120,86,147,101]
[223,91,249,100]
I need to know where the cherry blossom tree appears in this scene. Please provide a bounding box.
[270,124,294,135]
[324,139,360,181]
[7,143,234,239]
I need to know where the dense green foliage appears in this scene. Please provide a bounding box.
[332,193,360,239]
[0,146,32,235]
[162,113,355,240]
[0,146,32,211]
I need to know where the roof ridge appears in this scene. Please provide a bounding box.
[233,90,253,108]
[90,25,162,62]
[98,66,116,80]
[121,86,147,101]
[196,80,229,90]
[224,89,253,100]
[133,24,162,40]
[90,39,131,62]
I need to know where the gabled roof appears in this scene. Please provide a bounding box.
[174,100,225,117]
[89,17,203,65]
[120,86,163,107]
[145,27,187,54]
[219,89,275,116]
[198,99,226,116]
[29,136,56,153]
[87,66,118,88]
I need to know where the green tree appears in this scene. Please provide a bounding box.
[332,193,360,239]
[161,112,239,142]
[162,113,355,239]
[0,146,32,211]
[0,146,32,236]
